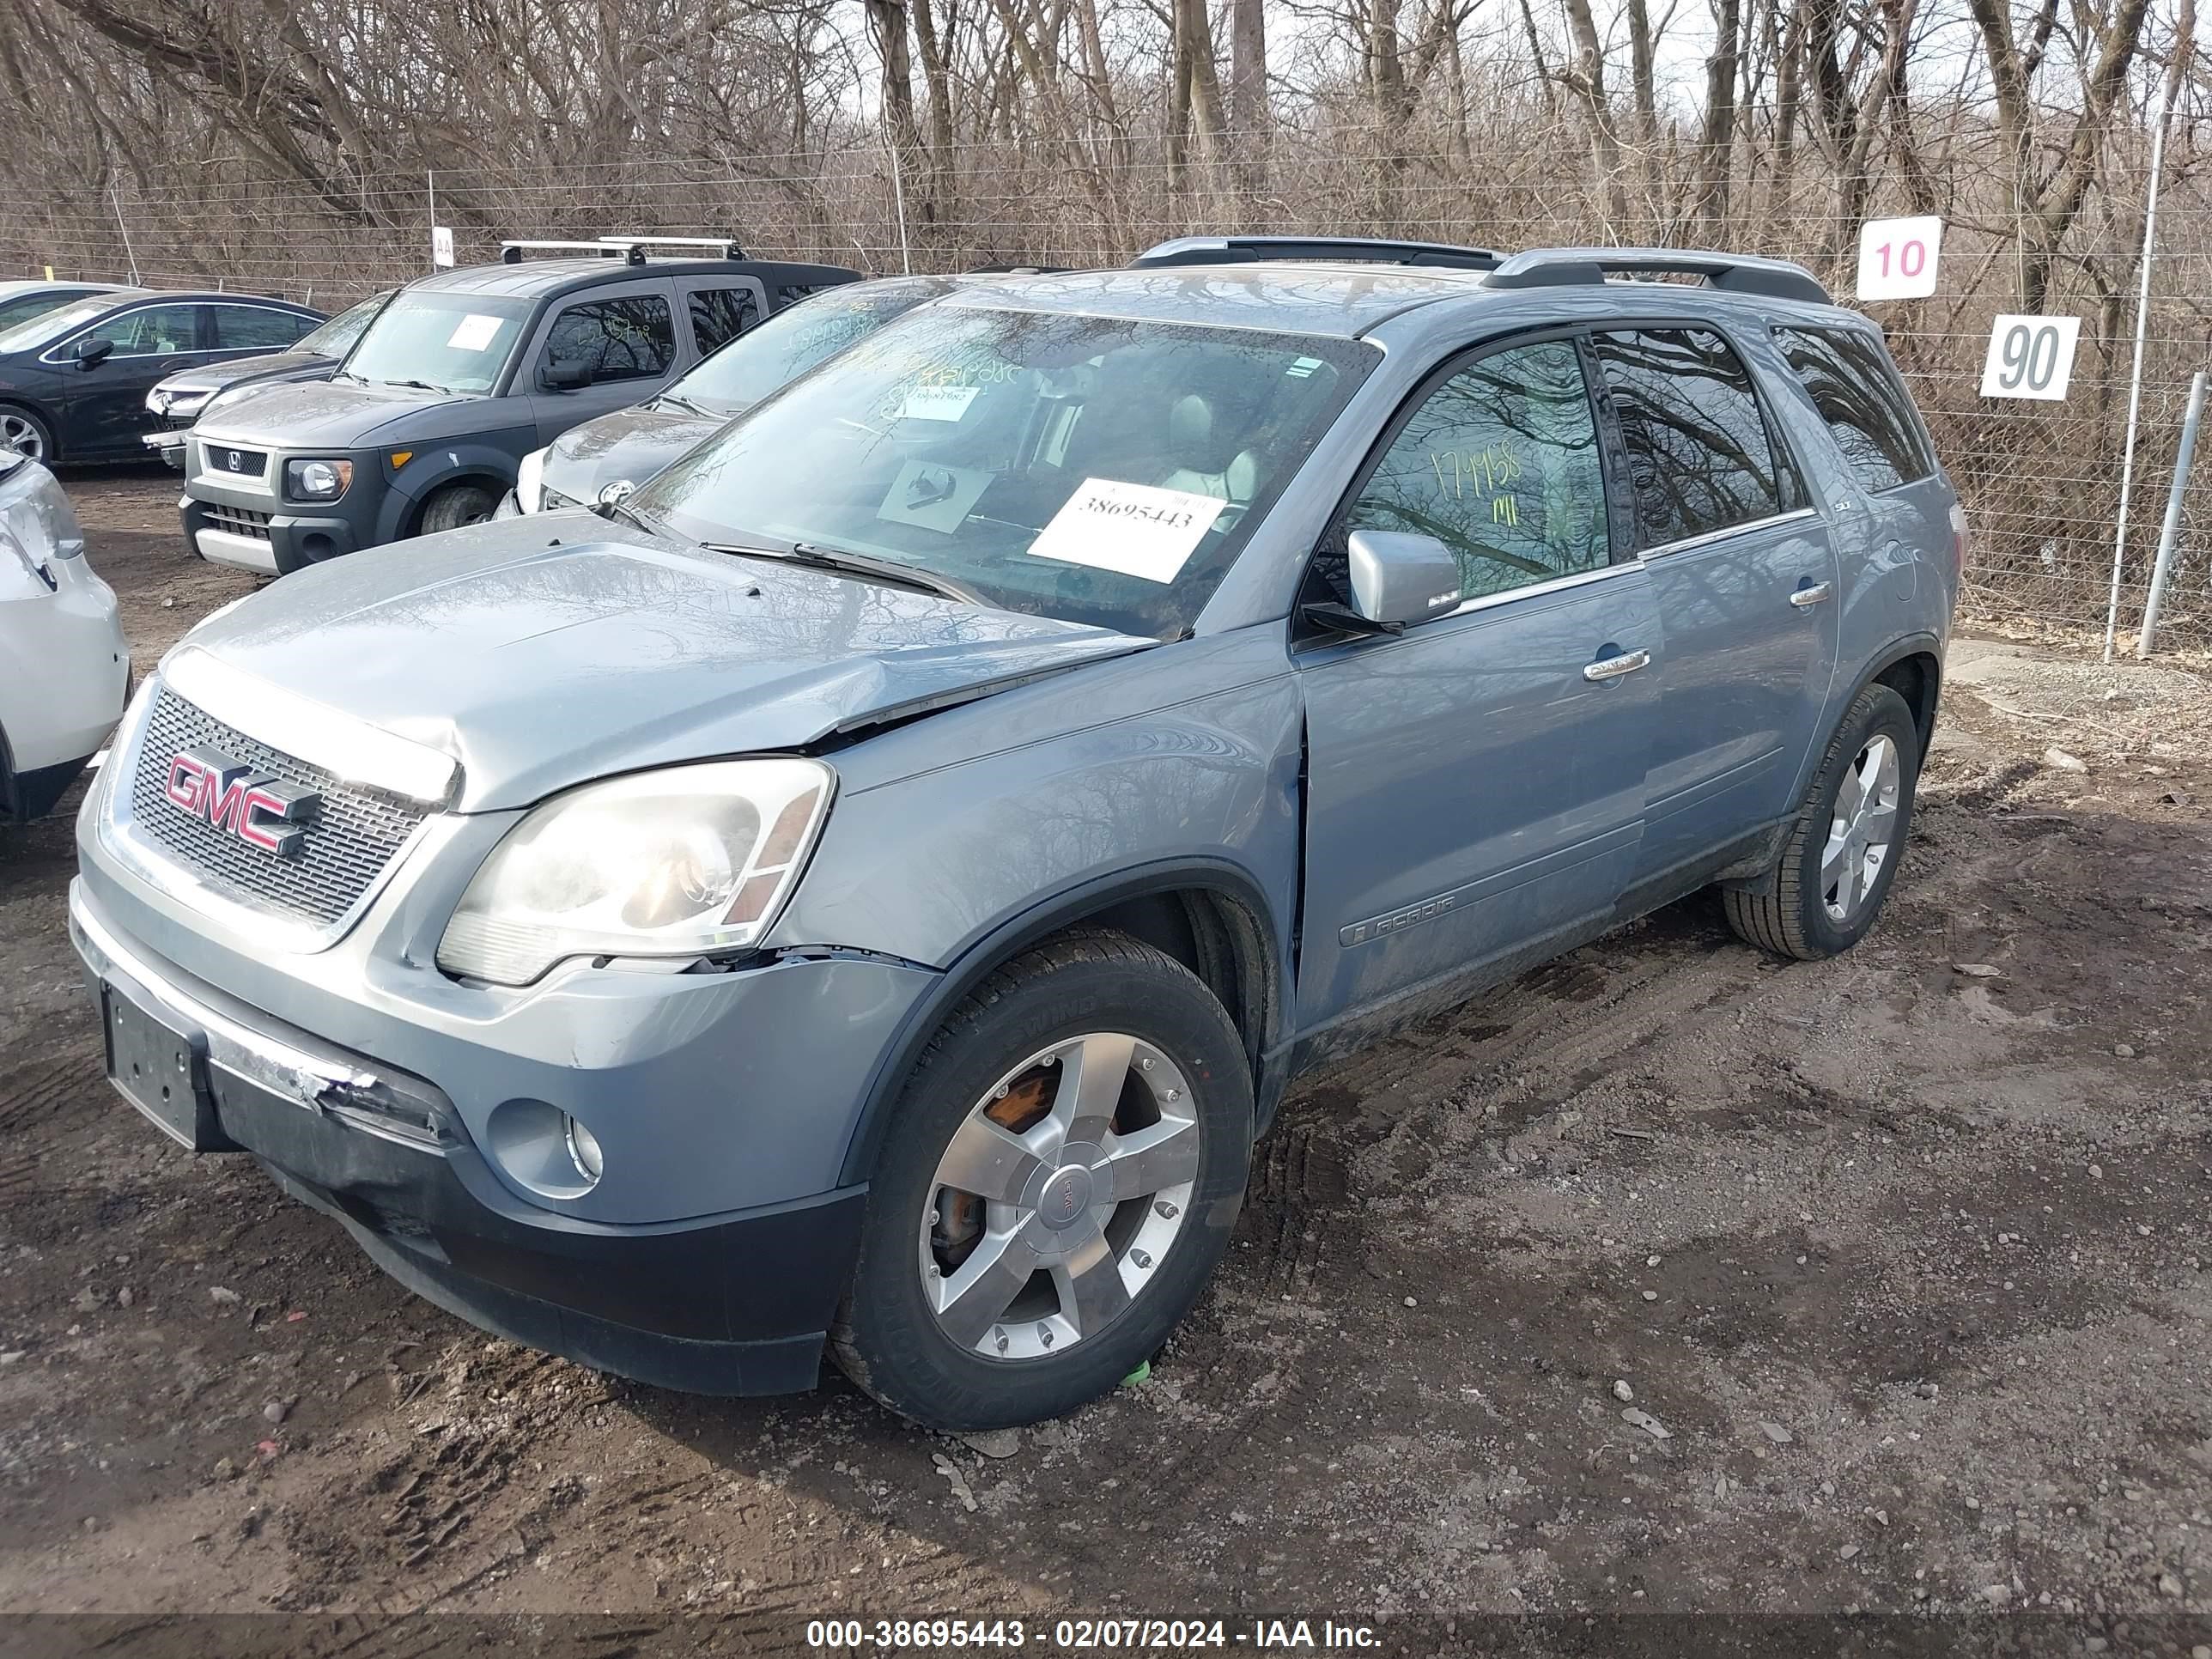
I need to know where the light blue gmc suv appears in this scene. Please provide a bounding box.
[71,237,1962,1430]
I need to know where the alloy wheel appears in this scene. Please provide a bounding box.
[919,1032,1200,1361]
[0,412,44,461]
[1820,733,1901,922]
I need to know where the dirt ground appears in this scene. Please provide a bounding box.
[3,469,2210,1650]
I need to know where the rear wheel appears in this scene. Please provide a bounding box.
[830,931,1252,1430]
[0,404,54,464]
[416,481,500,536]
[1723,683,1920,960]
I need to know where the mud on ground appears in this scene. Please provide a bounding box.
[2,471,2209,1643]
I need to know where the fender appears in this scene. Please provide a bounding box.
[831,856,1292,1188]
[376,434,534,542]
[1851,630,1946,749]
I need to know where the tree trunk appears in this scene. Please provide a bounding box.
[1558,0,1632,231]
[1695,0,1741,236]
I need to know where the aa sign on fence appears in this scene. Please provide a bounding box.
[431,226,455,269]
[1979,314,2081,401]
[1855,216,1942,301]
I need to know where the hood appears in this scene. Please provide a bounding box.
[543,404,723,503]
[169,519,1150,811]
[192,376,487,450]
[155,350,334,399]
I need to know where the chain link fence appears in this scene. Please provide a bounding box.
[4,128,2209,652]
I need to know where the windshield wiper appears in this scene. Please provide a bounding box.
[379,378,447,393]
[700,538,982,605]
[654,392,714,417]
[595,496,670,538]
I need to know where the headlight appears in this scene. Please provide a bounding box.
[514,446,548,513]
[285,459,353,502]
[436,758,835,986]
[149,387,211,418]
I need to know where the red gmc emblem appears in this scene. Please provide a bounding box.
[163,746,319,857]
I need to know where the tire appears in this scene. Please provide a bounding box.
[830,929,1253,1431]
[1723,683,1921,961]
[416,481,501,535]
[0,403,55,465]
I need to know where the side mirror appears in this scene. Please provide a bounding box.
[541,358,593,392]
[75,337,116,368]
[1344,529,1463,629]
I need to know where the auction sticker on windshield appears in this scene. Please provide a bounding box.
[898,384,980,422]
[447,314,505,352]
[1026,478,1226,584]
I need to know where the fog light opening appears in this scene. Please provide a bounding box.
[566,1116,604,1183]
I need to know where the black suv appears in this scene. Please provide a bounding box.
[179,238,860,574]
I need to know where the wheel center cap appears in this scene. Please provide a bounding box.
[1036,1164,1097,1231]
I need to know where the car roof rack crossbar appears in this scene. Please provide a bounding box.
[1485,247,1831,306]
[599,235,746,261]
[500,240,632,264]
[1131,235,1504,272]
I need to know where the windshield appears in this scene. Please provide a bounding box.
[667,286,943,416]
[341,291,530,393]
[634,305,1374,639]
[0,290,92,340]
[298,291,392,359]
[0,294,124,355]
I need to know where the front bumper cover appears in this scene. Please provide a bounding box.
[70,880,869,1395]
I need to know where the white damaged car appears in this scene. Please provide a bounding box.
[1,449,129,820]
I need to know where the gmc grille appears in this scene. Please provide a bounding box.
[128,688,428,927]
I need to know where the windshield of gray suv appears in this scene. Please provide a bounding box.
[297,290,392,359]
[339,291,531,393]
[665,285,942,416]
[633,305,1375,638]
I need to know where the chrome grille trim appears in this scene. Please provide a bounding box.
[127,687,426,927]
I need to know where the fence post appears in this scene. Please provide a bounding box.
[2102,90,2175,661]
[109,179,140,286]
[2136,367,2207,659]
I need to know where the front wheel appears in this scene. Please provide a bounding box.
[830,931,1253,1430]
[0,403,55,465]
[1723,682,1921,960]
[416,481,500,536]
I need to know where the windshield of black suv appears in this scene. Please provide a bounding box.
[634,305,1375,638]
[298,290,392,360]
[664,285,944,417]
[340,291,531,394]
[0,294,125,355]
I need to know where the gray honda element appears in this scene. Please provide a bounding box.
[72,239,1961,1431]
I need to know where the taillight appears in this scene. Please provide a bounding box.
[1948,501,1969,585]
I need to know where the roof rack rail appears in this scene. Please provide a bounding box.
[1485,247,1830,306]
[500,239,632,264]
[1131,235,1504,273]
[599,235,746,260]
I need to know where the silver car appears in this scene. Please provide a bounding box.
[73,239,1960,1430]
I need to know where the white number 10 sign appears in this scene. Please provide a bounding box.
[1979,314,2081,401]
[1856,216,1942,301]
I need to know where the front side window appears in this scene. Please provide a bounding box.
[343,291,531,394]
[100,304,203,357]
[688,286,763,356]
[635,305,1375,639]
[1591,327,1801,548]
[1345,338,1611,603]
[543,295,676,383]
[212,306,313,349]
[1774,326,1933,492]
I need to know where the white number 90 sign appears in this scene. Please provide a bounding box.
[1979,314,2081,401]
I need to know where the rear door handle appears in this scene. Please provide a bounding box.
[1790,581,1833,607]
[1583,648,1651,682]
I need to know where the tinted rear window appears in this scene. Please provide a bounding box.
[1592,327,1802,549]
[1774,326,1934,492]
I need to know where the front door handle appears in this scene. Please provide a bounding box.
[1790,581,1833,608]
[1583,648,1651,682]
